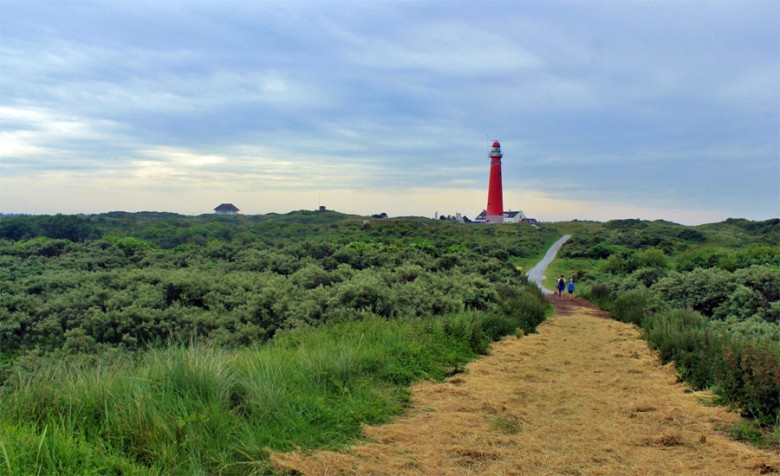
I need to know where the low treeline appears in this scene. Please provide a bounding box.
[0,234,543,356]
[0,211,552,474]
[0,211,554,355]
[0,210,551,253]
[561,218,779,435]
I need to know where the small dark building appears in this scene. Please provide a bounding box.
[214,203,239,215]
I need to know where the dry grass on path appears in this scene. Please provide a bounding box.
[272,299,779,475]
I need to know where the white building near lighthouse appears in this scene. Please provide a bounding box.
[503,210,527,224]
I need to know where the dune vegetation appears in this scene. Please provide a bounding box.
[0,211,552,474]
[0,212,776,474]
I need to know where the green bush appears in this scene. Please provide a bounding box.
[711,316,780,343]
[718,338,780,423]
[601,252,636,275]
[675,249,734,272]
[651,268,737,318]
[103,236,157,257]
[734,265,780,306]
[632,267,668,287]
[643,309,720,390]
[712,285,767,321]
[585,282,611,307]
[18,237,71,258]
[501,286,547,335]
[652,266,778,323]
[636,248,668,269]
[611,287,657,326]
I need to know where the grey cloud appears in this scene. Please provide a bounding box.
[1,0,777,220]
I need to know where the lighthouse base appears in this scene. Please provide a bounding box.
[485,214,504,224]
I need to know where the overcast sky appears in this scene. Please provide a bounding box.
[1,0,778,224]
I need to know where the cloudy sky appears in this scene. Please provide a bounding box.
[1,0,778,224]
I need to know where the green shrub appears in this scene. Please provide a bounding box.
[711,316,780,343]
[737,245,780,268]
[675,249,731,272]
[642,309,720,390]
[586,282,610,303]
[734,265,780,305]
[718,338,780,424]
[502,286,548,335]
[18,237,71,258]
[103,236,157,257]
[611,287,656,326]
[479,313,519,341]
[636,248,668,269]
[712,285,767,321]
[601,253,635,275]
[674,246,780,273]
[632,267,668,287]
[675,228,706,243]
[652,268,737,318]
[649,265,778,323]
[0,212,558,355]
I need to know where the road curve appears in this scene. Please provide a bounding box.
[526,234,571,294]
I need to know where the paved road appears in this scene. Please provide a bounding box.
[526,234,571,294]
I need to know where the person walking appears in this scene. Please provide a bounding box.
[568,278,575,301]
[557,276,566,300]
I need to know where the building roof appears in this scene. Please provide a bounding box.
[214,203,239,212]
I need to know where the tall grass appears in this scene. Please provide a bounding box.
[0,290,547,475]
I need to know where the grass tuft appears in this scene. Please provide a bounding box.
[489,415,524,435]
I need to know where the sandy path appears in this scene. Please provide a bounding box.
[272,299,778,475]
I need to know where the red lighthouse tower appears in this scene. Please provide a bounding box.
[485,141,504,224]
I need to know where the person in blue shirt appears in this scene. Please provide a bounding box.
[556,276,566,300]
[568,278,575,301]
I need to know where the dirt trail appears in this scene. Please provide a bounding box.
[272,298,779,475]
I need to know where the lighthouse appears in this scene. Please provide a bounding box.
[485,141,504,224]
